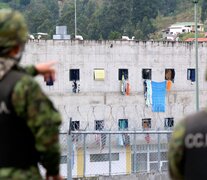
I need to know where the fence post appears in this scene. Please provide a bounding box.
[133,131,137,173]
[157,130,161,172]
[147,143,150,173]
[83,134,86,177]
[109,133,111,176]
[67,118,72,180]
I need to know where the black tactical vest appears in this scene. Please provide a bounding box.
[184,110,207,180]
[0,70,39,169]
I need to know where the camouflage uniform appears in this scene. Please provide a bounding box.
[168,120,185,180]
[0,9,61,180]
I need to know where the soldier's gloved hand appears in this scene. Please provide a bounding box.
[35,61,57,82]
[46,175,64,180]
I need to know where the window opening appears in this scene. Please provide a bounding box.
[94,69,105,81]
[70,69,80,81]
[187,69,195,82]
[142,69,152,80]
[142,118,151,129]
[164,118,174,128]
[71,121,80,131]
[118,69,128,80]
[90,153,119,162]
[165,69,175,82]
[118,119,128,130]
[95,120,104,130]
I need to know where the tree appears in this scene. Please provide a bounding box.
[132,0,160,24]
[24,0,58,36]
[201,0,207,22]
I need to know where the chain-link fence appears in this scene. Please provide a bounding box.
[59,130,172,179]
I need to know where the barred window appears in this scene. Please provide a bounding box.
[70,69,80,81]
[95,120,104,130]
[187,68,195,82]
[90,153,119,162]
[164,118,174,128]
[118,69,128,80]
[165,69,175,82]
[142,69,151,80]
[71,121,80,131]
[118,119,128,130]
[142,118,151,129]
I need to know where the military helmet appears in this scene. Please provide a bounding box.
[0,9,28,55]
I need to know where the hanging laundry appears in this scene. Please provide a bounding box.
[100,134,106,150]
[143,80,152,107]
[145,133,150,144]
[143,80,147,101]
[151,81,167,112]
[146,80,152,106]
[117,134,124,146]
[123,134,130,146]
[166,80,172,91]
[95,134,101,145]
[95,133,106,151]
[121,74,126,95]
[126,81,130,96]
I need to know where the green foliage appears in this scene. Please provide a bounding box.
[201,0,207,22]
[178,32,205,41]
[0,2,9,9]
[0,0,203,40]
[108,31,121,40]
[24,0,58,37]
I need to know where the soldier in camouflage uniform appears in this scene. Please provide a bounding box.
[0,9,63,180]
[168,108,207,178]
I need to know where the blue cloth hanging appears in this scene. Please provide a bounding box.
[151,81,167,112]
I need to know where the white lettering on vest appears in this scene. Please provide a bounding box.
[0,101,10,114]
[185,133,206,149]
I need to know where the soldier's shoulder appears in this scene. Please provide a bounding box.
[13,73,41,92]
[172,119,186,140]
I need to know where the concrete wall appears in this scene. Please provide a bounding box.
[21,40,207,132]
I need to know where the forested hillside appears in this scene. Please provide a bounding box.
[0,0,206,40]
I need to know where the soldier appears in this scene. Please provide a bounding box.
[0,9,63,180]
[168,109,207,179]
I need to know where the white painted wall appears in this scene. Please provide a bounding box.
[21,40,207,132]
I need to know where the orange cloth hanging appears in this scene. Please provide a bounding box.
[166,80,172,91]
[126,82,130,95]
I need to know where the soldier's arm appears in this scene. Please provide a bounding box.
[11,75,61,176]
[17,65,38,76]
[168,120,186,180]
[18,61,56,81]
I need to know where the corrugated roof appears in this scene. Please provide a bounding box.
[185,38,207,42]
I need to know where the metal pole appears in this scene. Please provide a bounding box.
[74,0,77,38]
[109,134,112,176]
[194,0,199,111]
[83,134,86,177]
[157,131,161,172]
[133,131,137,173]
[67,118,72,180]
[147,144,150,173]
